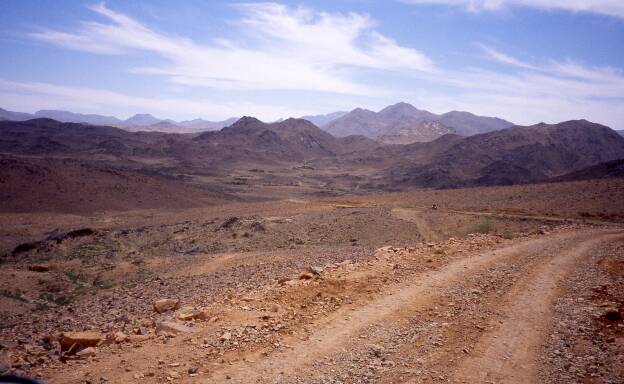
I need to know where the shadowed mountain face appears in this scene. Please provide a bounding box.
[0,117,381,166]
[385,120,624,188]
[195,117,381,161]
[324,102,514,143]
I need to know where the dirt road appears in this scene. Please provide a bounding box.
[34,226,622,384]
[392,208,443,242]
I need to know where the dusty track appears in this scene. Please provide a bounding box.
[450,231,624,384]
[206,230,618,383]
[391,208,443,242]
[32,227,623,383]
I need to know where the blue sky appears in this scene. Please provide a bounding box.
[1,0,623,128]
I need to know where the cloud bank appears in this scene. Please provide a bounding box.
[400,0,624,19]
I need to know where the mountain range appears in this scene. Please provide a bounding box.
[384,120,624,188]
[323,102,514,144]
[0,103,513,141]
[1,117,623,190]
[0,108,237,133]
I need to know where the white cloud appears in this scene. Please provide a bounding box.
[29,2,434,95]
[427,46,624,126]
[475,43,539,70]
[400,0,624,19]
[18,2,624,127]
[0,79,307,120]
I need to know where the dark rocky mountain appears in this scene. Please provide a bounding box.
[0,117,380,169]
[300,111,347,127]
[2,117,622,193]
[385,120,624,188]
[195,117,381,163]
[617,130,624,137]
[323,102,513,143]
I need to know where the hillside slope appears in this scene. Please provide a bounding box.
[386,120,624,188]
[0,156,227,213]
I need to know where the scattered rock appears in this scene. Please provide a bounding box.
[113,331,128,344]
[0,353,9,373]
[155,321,196,335]
[153,299,180,313]
[76,347,97,358]
[27,264,50,272]
[220,217,239,229]
[299,272,314,280]
[370,344,385,357]
[127,335,151,343]
[176,306,202,321]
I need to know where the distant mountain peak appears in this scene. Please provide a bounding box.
[235,116,263,124]
[124,113,161,126]
[379,102,420,114]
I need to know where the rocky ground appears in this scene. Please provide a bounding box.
[0,190,623,383]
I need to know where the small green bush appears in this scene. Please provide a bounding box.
[465,217,494,234]
[1,289,27,302]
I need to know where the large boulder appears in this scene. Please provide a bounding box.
[60,331,103,353]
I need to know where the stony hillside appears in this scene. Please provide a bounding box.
[386,120,624,188]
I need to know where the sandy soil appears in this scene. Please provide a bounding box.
[1,181,623,383]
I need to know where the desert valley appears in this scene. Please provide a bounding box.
[1,101,624,384]
[2,1,624,383]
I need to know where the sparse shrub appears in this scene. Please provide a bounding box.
[501,232,515,240]
[465,217,494,235]
[1,289,28,302]
[93,276,113,289]
[34,302,50,311]
[39,292,72,306]
[65,270,87,283]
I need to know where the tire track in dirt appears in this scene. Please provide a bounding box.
[205,231,602,383]
[449,231,624,384]
[392,208,442,242]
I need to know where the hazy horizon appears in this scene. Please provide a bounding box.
[1,1,623,128]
